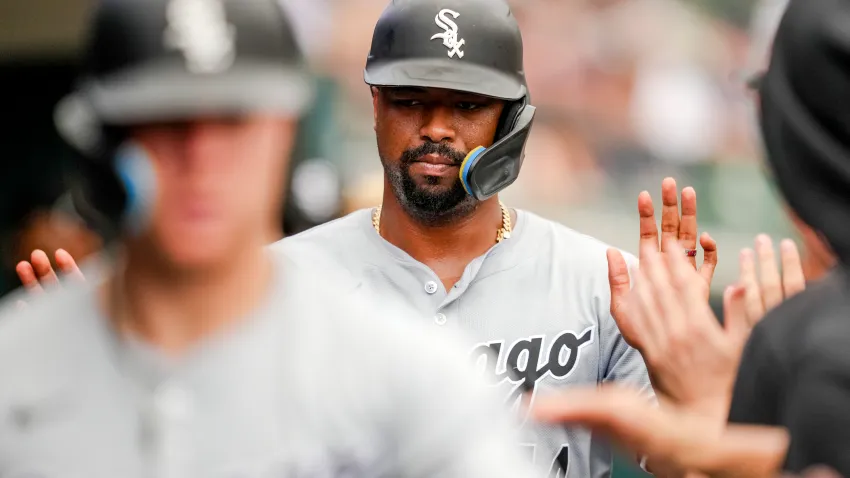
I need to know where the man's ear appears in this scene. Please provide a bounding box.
[371,86,379,132]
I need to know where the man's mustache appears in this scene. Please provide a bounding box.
[400,142,467,165]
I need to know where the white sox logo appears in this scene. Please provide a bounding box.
[470,326,595,418]
[163,0,236,74]
[430,9,465,58]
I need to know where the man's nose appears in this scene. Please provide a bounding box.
[182,122,220,169]
[419,105,456,143]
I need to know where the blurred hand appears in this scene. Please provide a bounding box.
[531,385,790,478]
[783,468,844,478]
[734,235,805,329]
[16,248,85,299]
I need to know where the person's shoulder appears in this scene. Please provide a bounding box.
[0,285,97,400]
[518,209,637,269]
[271,209,372,252]
[268,209,376,272]
[754,269,850,364]
[0,286,90,345]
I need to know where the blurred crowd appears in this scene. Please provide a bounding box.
[308,0,759,195]
[1,0,787,297]
[292,0,792,291]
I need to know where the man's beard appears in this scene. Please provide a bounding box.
[382,142,479,226]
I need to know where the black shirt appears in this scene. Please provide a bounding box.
[728,269,850,475]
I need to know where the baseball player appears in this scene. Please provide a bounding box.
[0,0,541,476]
[16,0,720,476]
[278,0,716,475]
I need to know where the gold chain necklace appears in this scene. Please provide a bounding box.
[372,201,512,243]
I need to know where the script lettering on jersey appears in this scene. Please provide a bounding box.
[163,0,236,74]
[470,327,595,416]
[430,9,465,58]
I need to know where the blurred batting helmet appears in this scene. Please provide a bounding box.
[55,0,314,236]
[364,0,536,201]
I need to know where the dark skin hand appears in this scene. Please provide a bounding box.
[372,86,511,291]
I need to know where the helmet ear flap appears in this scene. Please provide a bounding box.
[495,97,527,141]
[460,103,536,201]
[69,125,130,240]
[69,157,127,241]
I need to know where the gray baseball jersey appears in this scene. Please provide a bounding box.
[0,251,541,477]
[275,208,654,478]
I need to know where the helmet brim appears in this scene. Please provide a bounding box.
[55,61,314,154]
[364,58,526,101]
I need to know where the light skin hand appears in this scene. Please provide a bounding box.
[15,248,85,307]
[736,235,805,329]
[531,386,790,478]
[609,177,718,353]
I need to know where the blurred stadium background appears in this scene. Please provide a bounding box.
[0,0,789,475]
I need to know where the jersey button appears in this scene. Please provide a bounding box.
[153,381,194,423]
[424,281,439,294]
[434,313,447,325]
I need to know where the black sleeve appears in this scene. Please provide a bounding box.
[782,367,850,476]
[727,321,785,426]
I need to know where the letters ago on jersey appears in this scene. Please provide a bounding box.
[470,326,595,418]
[470,325,596,476]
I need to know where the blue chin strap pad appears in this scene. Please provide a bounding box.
[460,146,487,196]
[113,142,158,236]
[458,105,536,201]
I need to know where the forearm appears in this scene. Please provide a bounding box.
[696,425,789,478]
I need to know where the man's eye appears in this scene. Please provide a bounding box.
[457,102,482,111]
[393,99,422,107]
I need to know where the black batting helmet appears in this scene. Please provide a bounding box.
[364,0,536,201]
[55,0,314,235]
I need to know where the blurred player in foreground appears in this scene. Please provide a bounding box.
[0,0,539,476]
[16,0,723,475]
[530,0,850,475]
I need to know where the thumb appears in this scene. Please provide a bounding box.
[607,248,631,313]
[723,284,751,342]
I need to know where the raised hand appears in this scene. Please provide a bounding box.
[732,235,805,332]
[619,240,745,418]
[641,177,717,291]
[16,248,85,297]
[605,231,807,419]
[608,177,718,352]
